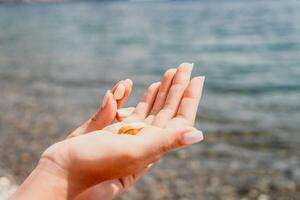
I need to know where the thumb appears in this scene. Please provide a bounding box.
[69,91,117,138]
[92,90,118,127]
[92,79,133,128]
[68,80,132,138]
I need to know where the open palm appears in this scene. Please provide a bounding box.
[73,63,204,200]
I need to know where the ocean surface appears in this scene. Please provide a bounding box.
[1,0,300,134]
[0,1,299,199]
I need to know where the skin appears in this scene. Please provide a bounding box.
[10,63,205,200]
[68,78,133,138]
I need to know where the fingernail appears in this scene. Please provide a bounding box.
[147,163,154,168]
[150,81,160,88]
[114,84,126,100]
[182,62,194,70]
[101,90,110,108]
[125,79,133,86]
[182,130,203,145]
[196,76,205,83]
[117,107,134,118]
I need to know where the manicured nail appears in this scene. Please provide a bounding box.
[150,81,160,88]
[117,107,135,118]
[195,76,205,83]
[147,163,154,168]
[201,76,205,82]
[101,90,110,108]
[114,84,125,100]
[182,130,203,145]
[125,79,133,86]
[182,62,194,70]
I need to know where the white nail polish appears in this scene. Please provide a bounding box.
[101,91,110,108]
[117,107,134,118]
[147,163,154,168]
[126,79,133,86]
[182,62,194,69]
[182,130,203,145]
[189,63,194,70]
[114,84,125,100]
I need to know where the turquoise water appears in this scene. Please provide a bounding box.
[0,0,300,134]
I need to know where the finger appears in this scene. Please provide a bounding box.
[75,179,123,200]
[91,90,117,126]
[92,79,132,124]
[150,68,177,115]
[131,125,203,167]
[144,115,155,124]
[102,122,125,134]
[176,76,205,125]
[68,80,132,138]
[116,107,135,121]
[112,79,133,108]
[118,167,149,191]
[141,125,203,152]
[152,63,193,127]
[68,126,202,183]
[119,166,150,190]
[68,91,117,138]
[76,167,150,200]
[124,82,160,122]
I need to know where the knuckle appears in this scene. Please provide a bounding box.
[160,143,171,154]
[159,136,183,154]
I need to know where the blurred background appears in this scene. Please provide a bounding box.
[0,0,299,199]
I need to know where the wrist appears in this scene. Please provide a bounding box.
[11,157,87,200]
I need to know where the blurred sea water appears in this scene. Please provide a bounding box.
[1,0,300,134]
[0,0,300,199]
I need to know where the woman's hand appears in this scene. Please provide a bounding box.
[68,78,133,138]
[11,63,205,200]
[10,79,133,200]
[74,63,205,200]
